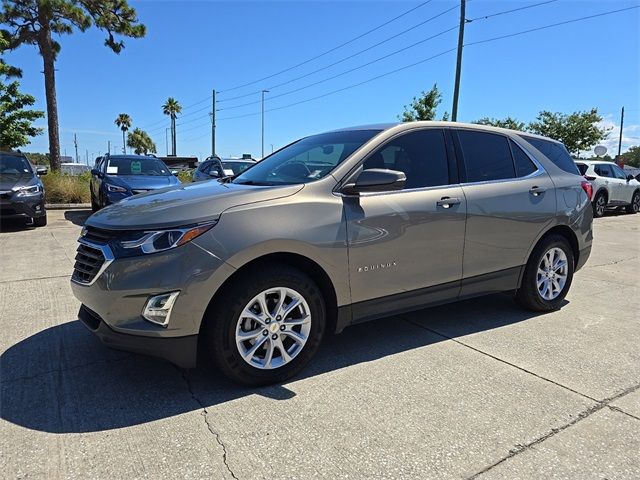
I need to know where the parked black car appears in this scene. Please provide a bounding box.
[0,151,47,227]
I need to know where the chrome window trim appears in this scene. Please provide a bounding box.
[334,182,463,198]
[71,238,115,286]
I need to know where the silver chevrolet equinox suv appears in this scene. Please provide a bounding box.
[71,122,593,386]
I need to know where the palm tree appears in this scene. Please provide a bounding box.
[115,114,132,154]
[162,97,182,156]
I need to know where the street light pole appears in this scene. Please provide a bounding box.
[261,90,269,158]
[211,89,216,157]
[451,0,466,122]
[165,128,171,156]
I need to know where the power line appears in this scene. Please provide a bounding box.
[467,0,558,22]
[217,1,435,94]
[216,3,458,104]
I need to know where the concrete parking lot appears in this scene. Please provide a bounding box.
[1,209,639,479]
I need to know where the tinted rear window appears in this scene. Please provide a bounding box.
[457,130,515,182]
[521,136,579,175]
[510,140,537,177]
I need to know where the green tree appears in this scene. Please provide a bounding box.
[621,145,640,168]
[399,84,448,122]
[473,116,526,131]
[0,1,145,170]
[126,128,156,155]
[528,109,609,155]
[0,30,21,78]
[24,152,50,165]
[0,34,44,151]
[114,113,132,154]
[162,97,181,156]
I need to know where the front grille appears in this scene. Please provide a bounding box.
[72,243,106,284]
[0,207,17,215]
[82,226,120,245]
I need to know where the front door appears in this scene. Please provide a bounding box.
[344,128,466,322]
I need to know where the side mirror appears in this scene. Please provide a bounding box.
[208,170,220,178]
[343,168,406,195]
[90,168,100,176]
[627,174,634,181]
[36,166,48,176]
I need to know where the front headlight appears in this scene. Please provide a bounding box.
[107,184,128,193]
[14,184,42,197]
[117,221,217,255]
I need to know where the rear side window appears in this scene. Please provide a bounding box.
[594,164,612,177]
[521,136,579,175]
[457,130,515,182]
[510,140,537,177]
[363,129,449,189]
[576,163,588,175]
[197,161,211,173]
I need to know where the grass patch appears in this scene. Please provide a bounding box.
[42,172,91,204]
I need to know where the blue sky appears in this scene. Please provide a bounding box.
[5,0,640,161]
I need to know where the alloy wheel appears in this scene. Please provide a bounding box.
[595,196,606,216]
[235,287,311,370]
[537,247,569,301]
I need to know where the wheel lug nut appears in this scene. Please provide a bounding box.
[263,330,268,336]
[265,319,271,324]
[280,325,285,331]
[271,334,278,340]
[276,315,282,321]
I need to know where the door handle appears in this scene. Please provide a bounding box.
[437,196,461,208]
[529,186,546,196]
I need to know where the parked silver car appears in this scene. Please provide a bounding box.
[71,122,593,385]
[575,160,640,217]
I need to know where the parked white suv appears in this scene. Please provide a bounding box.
[576,160,640,217]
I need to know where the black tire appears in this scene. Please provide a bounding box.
[625,191,640,214]
[204,265,326,386]
[592,191,607,218]
[32,214,47,227]
[515,234,574,312]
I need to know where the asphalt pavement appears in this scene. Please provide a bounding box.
[1,209,638,479]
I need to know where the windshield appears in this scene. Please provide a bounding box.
[0,154,33,175]
[222,161,254,175]
[106,157,171,176]
[233,129,381,185]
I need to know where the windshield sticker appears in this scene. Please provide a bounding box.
[224,168,234,176]
[130,161,142,174]
[106,166,118,174]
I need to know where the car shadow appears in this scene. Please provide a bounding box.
[1,294,553,434]
[63,209,92,226]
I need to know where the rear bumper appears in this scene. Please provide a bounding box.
[576,245,592,272]
[78,305,198,368]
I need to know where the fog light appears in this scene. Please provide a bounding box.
[142,291,180,327]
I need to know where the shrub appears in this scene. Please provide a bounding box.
[177,169,193,183]
[42,171,91,204]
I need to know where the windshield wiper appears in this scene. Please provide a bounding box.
[234,180,273,186]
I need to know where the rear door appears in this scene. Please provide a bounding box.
[344,128,466,319]
[594,163,615,200]
[611,164,632,202]
[453,129,556,295]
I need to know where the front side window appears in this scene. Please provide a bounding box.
[458,130,515,182]
[611,164,627,180]
[0,154,33,175]
[362,129,449,189]
[510,140,538,177]
[106,157,170,176]
[521,136,579,175]
[233,130,381,186]
[594,164,612,178]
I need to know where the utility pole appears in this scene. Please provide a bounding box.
[261,90,269,158]
[107,140,111,155]
[165,128,171,156]
[85,149,88,165]
[74,134,79,163]
[618,106,624,157]
[210,89,216,157]
[451,0,466,122]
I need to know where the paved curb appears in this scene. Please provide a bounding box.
[45,203,91,210]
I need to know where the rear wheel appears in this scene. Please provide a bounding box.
[204,266,326,386]
[625,191,640,214]
[592,191,607,218]
[515,234,574,312]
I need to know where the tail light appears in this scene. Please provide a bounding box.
[581,180,593,200]
[584,175,596,181]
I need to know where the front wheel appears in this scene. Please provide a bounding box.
[625,191,640,214]
[204,266,326,386]
[515,234,574,312]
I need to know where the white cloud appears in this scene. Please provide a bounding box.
[583,114,640,157]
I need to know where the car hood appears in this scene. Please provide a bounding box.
[0,173,37,191]
[87,180,304,230]
[107,175,178,190]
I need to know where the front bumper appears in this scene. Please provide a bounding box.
[78,305,198,367]
[0,193,45,219]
